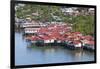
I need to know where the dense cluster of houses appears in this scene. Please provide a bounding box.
[61,7,94,16]
[22,22,95,51]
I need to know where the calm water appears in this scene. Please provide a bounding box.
[15,32,94,65]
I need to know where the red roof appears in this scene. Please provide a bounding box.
[87,41,95,45]
[32,36,42,40]
[73,40,81,44]
[74,32,81,34]
[38,28,48,33]
[38,35,51,40]
[28,24,94,43]
[84,35,93,40]
[58,37,66,41]
[48,32,61,39]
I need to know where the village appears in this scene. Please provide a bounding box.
[15,20,94,51]
[14,3,95,66]
[15,5,95,51]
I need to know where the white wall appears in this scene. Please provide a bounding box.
[0,0,100,69]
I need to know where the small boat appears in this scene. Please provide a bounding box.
[83,44,94,51]
[82,40,95,52]
[65,41,82,50]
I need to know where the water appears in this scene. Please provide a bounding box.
[15,32,94,65]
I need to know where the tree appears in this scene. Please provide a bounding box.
[72,15,94,35]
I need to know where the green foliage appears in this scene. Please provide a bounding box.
[15,4,62,22]
[72,15,94,35]
[15,4,94,35]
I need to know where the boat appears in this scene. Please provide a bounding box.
[83,44,94,51]
[82,40,95,51]
[65,40,83,50]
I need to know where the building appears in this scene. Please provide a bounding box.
[61,7,79,16]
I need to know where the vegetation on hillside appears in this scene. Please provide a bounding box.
[15,4,95,35]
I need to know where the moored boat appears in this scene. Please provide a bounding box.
[65,40,83,50]
[83,44,94,51]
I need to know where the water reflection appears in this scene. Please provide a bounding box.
[15,32,94,65]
